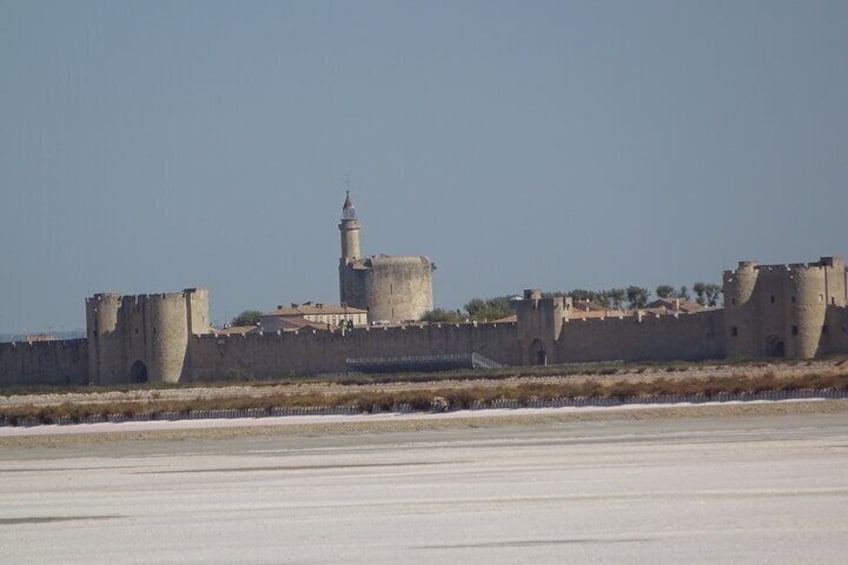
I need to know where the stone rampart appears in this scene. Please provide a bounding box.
[556,310,725,363]
[187,322,519,380]
[0,339,88,387]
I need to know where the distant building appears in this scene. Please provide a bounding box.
[23,333,54,343]
[260,302,367,332]
[568,298,629,320]
[644,297,707,315]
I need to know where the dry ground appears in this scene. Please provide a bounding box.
[1,357,847,447]
[3,358,846,410]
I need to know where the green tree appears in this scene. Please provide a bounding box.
[231,310,262,327]
[626,286,650,309]
[464,296,513,321]
[704,283,723,307]
[421,308,463,323]
[607,288,627,309]
[568,289,600,304]
[677,285,690,300]
[655,285,675,299]
[693,282,707,306]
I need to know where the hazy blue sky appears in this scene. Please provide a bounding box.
[2,1,846,334]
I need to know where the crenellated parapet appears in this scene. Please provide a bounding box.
[5,254,848,389]
[722,257,847,359]
[85,288,210,385]
[557,309,725,363]
[186,320,520,380]
[0,338,88,387]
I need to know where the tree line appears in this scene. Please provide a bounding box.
[230,281,724,326]
[422,282,723,323]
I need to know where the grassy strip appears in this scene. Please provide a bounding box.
[3,355,847,396]
[2,371,847,425]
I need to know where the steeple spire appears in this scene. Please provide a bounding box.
[342,190,356,211]
[342,190,356,220]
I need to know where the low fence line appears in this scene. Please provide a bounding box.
[1,388,846,428]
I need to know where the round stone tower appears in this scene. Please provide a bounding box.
[723,261,760,358]
[337,191,434,322]
[85,293,125,385]
[85,288,210,384]
[364,255,434,322]
[790,266,828,359]
[141,292,191,384]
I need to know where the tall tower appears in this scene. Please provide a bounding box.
[337,190,435,321]
[339,191,361,261]
[339,191,364,310]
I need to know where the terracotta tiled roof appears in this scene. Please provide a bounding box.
[212,325,260,336]
[267,317,332,332]
[645,298,707,313]
[492,314,517,323]
[568,309,633,319]
[571,301,608,312]
[263,301,367,317]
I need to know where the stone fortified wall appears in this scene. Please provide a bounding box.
[186,321,519,381]
[187,291,727,381]
[0,339,88,387]
[556,310,725,363]
[513,289,724,365]
[3,256,848,388]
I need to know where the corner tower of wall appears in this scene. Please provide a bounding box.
[85,287,210,384]
[86,293,125,385]
[724,257,845,360]
[790,266,828,359]
[821,257,848,355]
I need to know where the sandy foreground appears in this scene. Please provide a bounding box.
[2,402,847,564]
[2,397,847,447]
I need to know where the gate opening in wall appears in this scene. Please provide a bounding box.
[130,360,148,383]
[766,335,785,358]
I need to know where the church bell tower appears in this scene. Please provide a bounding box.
[339,190,361,262]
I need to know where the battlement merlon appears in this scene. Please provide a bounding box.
[87,287,208,300]
[724,256,845,278]
[86,293,121,304]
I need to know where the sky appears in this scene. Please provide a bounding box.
[1,0,846,334]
